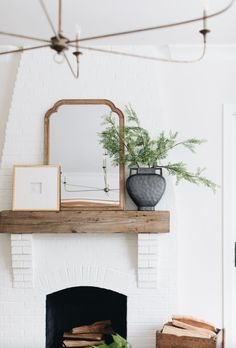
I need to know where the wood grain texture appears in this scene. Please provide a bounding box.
[156,329,223,348]
[0,210,170,234]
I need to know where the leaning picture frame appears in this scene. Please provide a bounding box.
[12,165,60,211]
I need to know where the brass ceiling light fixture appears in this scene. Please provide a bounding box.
[0,0,234,78]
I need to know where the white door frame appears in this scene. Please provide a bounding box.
[223,104,236,347]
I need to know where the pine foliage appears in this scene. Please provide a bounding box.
[99,105,217,192]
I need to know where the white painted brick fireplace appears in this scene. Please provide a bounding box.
[0,46,178,348]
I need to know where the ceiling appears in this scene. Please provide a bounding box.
[0,0,235,47]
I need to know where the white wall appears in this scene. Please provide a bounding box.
[0,44,235,346]
[158,45,236,327]
[0,45,177,348]
[0,47,20,158]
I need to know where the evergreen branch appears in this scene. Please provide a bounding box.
[100,113,140,167]
[125,104,147,154]
[156,136,206,160]
[159,163,217,192]
[98,105,217,192]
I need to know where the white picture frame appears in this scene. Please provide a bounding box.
[12,165,60,211]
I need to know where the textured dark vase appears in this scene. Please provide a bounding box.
[126,167,166,211]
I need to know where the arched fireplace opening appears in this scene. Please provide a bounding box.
[46,286,127,348]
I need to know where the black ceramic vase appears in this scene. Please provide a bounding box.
[126,167,166,211]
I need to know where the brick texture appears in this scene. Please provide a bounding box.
[0,48,177,348]
[11,234,33,288]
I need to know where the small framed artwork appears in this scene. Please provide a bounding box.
[12,165,60,211]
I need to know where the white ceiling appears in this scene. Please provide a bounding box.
[0,0,235,47]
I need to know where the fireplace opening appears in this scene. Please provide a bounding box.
[46,286,127,348]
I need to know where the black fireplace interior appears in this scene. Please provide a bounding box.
[46,286,127,348]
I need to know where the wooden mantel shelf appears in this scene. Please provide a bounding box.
[0,210,170,234]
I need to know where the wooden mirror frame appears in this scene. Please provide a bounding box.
[44,99,125,210]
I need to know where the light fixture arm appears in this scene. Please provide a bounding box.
[39,0,58,39]
[77,42,206,64]
[58,0,62,35]
[70,27,209,65]
[0,0,234,78]
[0,31,50,43]
[63,51,80,79]
[0,44,51,56]
[68,0,234,44]
[62,32,82,79]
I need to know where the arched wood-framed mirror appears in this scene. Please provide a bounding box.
[44,99,124,210]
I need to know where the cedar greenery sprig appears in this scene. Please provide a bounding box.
[99,104,217,192]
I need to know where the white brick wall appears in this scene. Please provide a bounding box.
[11,234,33,288]
[0,47,177,348]
[9,232,160,290]
[138,234,159,288]
[0,232,177,348]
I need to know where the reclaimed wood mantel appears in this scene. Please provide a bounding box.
[0,210,170,234]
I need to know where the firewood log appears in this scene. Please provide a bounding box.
[72,320,112,334]
[63,333,102,341]
[63,340,104,347]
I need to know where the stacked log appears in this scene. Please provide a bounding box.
[63,320,113,347]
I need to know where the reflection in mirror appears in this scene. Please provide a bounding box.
[44,100,124,210]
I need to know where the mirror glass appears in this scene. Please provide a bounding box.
[45,100,124,209]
